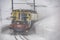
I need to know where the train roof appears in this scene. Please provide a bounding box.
[12,9,37,14]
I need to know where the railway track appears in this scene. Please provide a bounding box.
[19,35,29,40]
[14,33,29,40]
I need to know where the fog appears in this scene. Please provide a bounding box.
[0,0,60,40]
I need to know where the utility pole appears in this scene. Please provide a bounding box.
[12,0,13,11]
[33,0,35,11]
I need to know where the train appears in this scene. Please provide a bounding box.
[9,9,37,33]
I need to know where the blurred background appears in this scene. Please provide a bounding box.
[0,0,60,40]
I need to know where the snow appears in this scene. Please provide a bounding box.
[0,0,60,40]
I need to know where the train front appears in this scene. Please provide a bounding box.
[9,10,32,32]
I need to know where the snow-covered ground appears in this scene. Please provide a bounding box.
[0,0,60,40]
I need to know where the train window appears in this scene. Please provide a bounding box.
[20,13,28,24]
